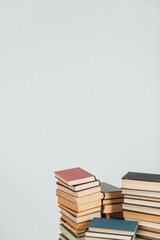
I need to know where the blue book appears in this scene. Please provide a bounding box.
[88,218,138,236]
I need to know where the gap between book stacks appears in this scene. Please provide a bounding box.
[54,167,160,240]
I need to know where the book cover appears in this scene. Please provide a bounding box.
[101,182,121,193]
[55,167,95,185]
[122,172,160,183]
[88,217,138,235]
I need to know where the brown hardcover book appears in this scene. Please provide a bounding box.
[103,211,123,219]
[59,204,101,217]
[58,196,102,212]
[57,182,102,197]
[123,210,160,223]
[103,203,123,214]
[103,198,123,205]
[56,189,103,204]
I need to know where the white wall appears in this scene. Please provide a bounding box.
[0,0,160,239]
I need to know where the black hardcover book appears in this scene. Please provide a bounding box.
[122,172,160,183]
[101,182,122,200]
[101,182,121,193]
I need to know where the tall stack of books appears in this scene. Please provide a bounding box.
[122,172,160,240]
[85,217,138,240]
[101,182,124,219]
[54,167,103,240]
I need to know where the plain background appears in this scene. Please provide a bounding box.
[0,0,160,239]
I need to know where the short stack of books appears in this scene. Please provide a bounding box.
[54,167,103,240]
[101,182,124,219]
[85,217,138,240]
[122,172,160,240]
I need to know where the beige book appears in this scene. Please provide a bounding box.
[85,231,132,240]
[124,198,160,208]
[61,208,101,223]
[122,179,160,192]
[84,238,135,240]
[124,194,160,202]
[84,238,112,240]
[104,192,122,199]
[123,203,160,215]
[57,183,102,197]
[58,179,100,191]
[58,196,102,212]
[56,189,103,204]
[122,188,160,198]
[59,204,101,217]
[61,214,90,229]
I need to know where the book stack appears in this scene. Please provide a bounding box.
[122,172,160,240]
[84,217,138,240]
[54,167,103,240]
[101,182,124,219]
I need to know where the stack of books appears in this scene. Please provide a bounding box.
[101,182,124,219]
[85,217,138,240]
[122,172,160,240]
[54,167,103,240]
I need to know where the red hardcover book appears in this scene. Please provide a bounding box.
[54,167,95,186]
